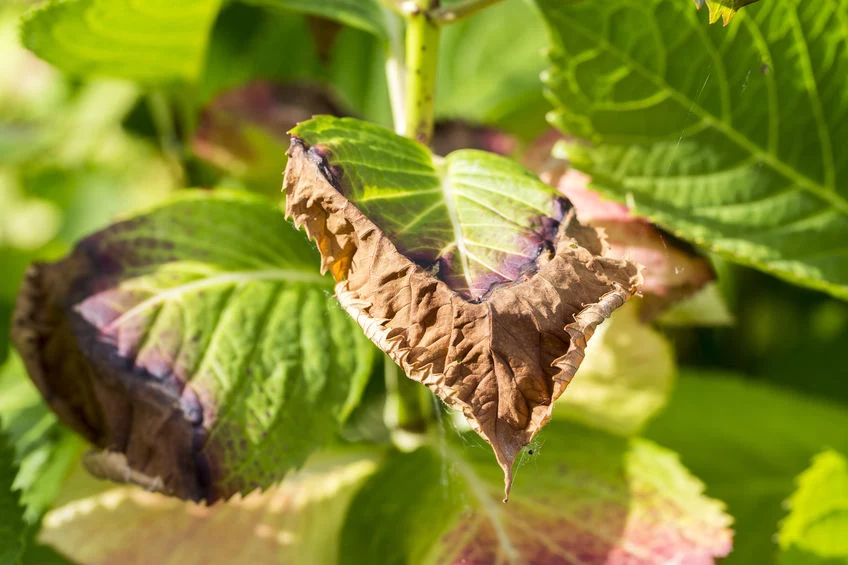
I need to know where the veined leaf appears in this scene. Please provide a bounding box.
[21,0,224,83]
[11,191,376,501]
[38,449,379,565]
[693,0,762,25]
[0,425,26,565]
[342,421,733,564]
[285,116,642,497]
[646,370,848,564]
[778,450,848,564]
[539,0,848,301]
[241,0,391,41]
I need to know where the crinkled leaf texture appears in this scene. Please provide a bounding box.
[11,191,375,502]
[778,450,848,564]
[540,0,848,301]
[693,0,762,25]
[21,0,224,83]
[284,116,642,497]
[342,421,733,565]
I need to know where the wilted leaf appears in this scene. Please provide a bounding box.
[692,0,761,25]
[38,450,379,565]
[342,421,733,564]
[21,0,224,83]
[285,116,641,496]
[778,450,848,564]
[539,0,848,302]
[0,424,26,565]
[554,300,676,436]
[646,371,848,564]
[11,191,375,501]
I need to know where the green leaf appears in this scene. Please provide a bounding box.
[778,450,848,564]
[342,421,732,564]
[645,370,848,564]
[553,300,676,436]
[436,0,550,139]
[241,0,390,41]
[290,115,565,300]
[0,423,26,565]
[21,0,224,83]
[38,449,379,564]
[693,0,762,25]
[539,0,848,301]
[11,191,376,501]
[0,353,84,523]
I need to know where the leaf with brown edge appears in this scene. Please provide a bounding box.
[11,191,376,502]
[283,116,642,498]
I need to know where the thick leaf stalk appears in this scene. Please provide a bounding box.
[404,0,440,144]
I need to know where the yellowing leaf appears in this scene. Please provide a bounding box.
[692,0,761,25]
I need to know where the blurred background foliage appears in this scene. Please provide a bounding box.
[1,0,847,563]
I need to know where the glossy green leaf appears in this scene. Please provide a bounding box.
[342,421,732,564]
[0,424,26,565]
[290,115,564,299]
[554,300,676,436]
[38,449,379,565]
[11,191,376,501]
[539,0,848,301]
[21,0,224,83]
[646,370,848,564]
[778,450,848,564]
[242,0,390,41]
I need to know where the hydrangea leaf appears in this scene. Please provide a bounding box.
[241,0,390,41]
[11,191,376,502]
[0,424,26,565]
[553,300,676,436]
[342,421,733,564]
[539,0,848,301]
[37,450,379,564]
[285,116,641,497]
[778,450,848,564]
[693,0,762,25]
[21,0,224,83]
[646,370,848,564]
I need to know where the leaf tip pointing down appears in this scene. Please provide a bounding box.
[284,120,642,497]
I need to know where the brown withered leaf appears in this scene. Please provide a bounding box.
[284,133,642,499]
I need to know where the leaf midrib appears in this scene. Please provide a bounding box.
[554,9,848,217]
[95,269,331,334]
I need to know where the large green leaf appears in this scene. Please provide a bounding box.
[38,449,379,565]
[778,450,848,565]
[0,425,26,565]
[21,0,224,83]
[539,0,848,300]
[241,0,391,41]
[11,191,376,501]
[646,370,848,564]
[341,421,732,564]
[291,115,565,300]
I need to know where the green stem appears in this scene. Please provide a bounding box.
[430,0,505,23]
[404,0,440,144]
[384,355,432,435]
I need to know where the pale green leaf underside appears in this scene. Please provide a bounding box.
[21,0,224,82]
[291,116,562,299]
[242,0,390,40]
[540,0,848,300]
[779,450,848,564]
